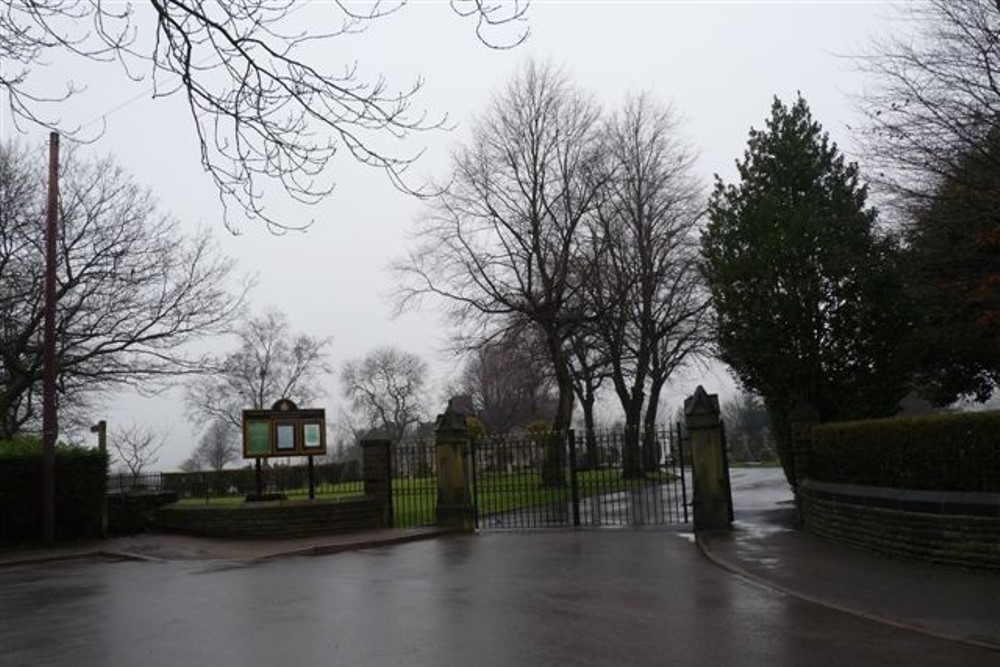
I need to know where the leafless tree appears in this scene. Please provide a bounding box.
[584,95,708,477]
[192,418,239,472]
[185,309,331,429]
[860,1,1000,209]
[858,1,1000,402]
[458,324,557,434]
[110,422,165,484]
[395,61,604,451]
[565,323,607,467]
[340,346,427,445]
[0,141,246,440]
[178,451,203,472]
[721,390,775,463]
[1,1,529,232]
[332,407,366,462]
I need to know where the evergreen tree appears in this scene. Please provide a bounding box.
[702,95,910,487]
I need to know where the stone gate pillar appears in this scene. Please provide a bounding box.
[788,399,820,527]
[435,399,475,531]
[684,386,731,533]
[362,438,393,527]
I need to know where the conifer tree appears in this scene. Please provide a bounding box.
[702,95,909,486]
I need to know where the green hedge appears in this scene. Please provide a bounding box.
[811,412,1000,492]
[0,436,108,541]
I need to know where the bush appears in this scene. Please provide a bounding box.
[0,436,108,541]
[811,411,1000,492]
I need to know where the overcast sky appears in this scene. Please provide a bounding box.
[0,1,902,469]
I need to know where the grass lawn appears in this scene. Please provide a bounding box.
[171,468,678,528]
[729,461,782,469]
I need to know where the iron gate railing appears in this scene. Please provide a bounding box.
[389,439,438,527]
[471,425,689,530]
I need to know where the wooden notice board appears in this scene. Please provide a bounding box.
[241,399,327,459]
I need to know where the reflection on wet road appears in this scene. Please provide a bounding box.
[1,529,992,666]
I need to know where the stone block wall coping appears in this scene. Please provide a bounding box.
[801,479,1000,518]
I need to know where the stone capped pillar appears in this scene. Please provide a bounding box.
[435,399,474,531]
[787,399,820,527]
[788,398,820,487]
[362,439,393,527]
[684,386,731,533]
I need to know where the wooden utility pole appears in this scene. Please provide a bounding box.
[42,132,59,541]
[91,420,108,537]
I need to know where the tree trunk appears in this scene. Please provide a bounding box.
[542,339,574,487]
[0,408,16,441]
[621,402,643,480]
[581,393,598,470]
[642,378,666,472]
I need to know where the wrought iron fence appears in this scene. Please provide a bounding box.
[108,425,692,532]
[115,460,366,504]
[389,439,437,528]
[110,446,437,529]
[471,425,689,530]
[107,471,164,494]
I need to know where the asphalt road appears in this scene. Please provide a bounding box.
[1,529,992,666]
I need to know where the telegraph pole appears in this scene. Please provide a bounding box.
[42,132,59,541]
[91,421,108,537]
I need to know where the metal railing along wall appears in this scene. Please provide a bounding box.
[116,461,366,503]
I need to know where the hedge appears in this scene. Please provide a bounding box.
[811,411,1000,493]
[0,436,108,541]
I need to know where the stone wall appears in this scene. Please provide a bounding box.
[157,497,383,539]
[799,479,1000,571]
[108,491,178,535]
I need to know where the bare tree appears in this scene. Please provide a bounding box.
[860,1,1000,207]
[722,391,775,463]
[192,419,239,472]
[0,141,246,440]
[110,423,165,484]
[860,1,1000,403]
[179,451,203,472]
[332,407,366,462]
[340,346,427,445]
[1,1,529,231]
[584,95,708,477]
[395,61,604,449]
[565,323,607,468]
[458,324,557,434]
[185,309,331,429]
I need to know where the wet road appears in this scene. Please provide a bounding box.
[1,529,992,666]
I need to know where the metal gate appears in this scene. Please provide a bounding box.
[471,426,689,530]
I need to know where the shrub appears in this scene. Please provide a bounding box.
[811,411,1000,492]
[0,436,108,541]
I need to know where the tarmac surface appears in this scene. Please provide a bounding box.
[701,468,1000,652]
[1,468,997,666]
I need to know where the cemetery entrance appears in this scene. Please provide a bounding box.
[470,427,689,530]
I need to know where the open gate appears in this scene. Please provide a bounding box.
[471,426,689,530]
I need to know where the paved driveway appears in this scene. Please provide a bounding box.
[1,530,992,666]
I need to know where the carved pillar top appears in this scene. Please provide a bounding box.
[436,397,469,436]
[684,385,720,430]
